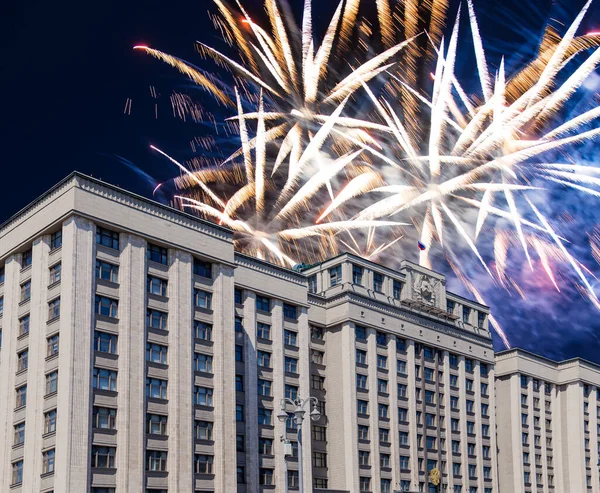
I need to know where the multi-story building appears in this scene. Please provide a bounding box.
[495,348,600,493]
[0,172,499,493]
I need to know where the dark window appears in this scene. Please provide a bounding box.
[236,405,244,421]
[19,315,30,336]
[447,299,455,314]
[285,357,298,373]
[194,289,212,309]
[234,288,242,304]
[95,260,119,283]
[94,331,117,354]
[355,325,367,341]
[462,306,471,324]
[256,295,270,312]
[147,414,168,435]
[50,231,62,250]
[147,244,168,265]
[95,296,118,318]
[47,334,59,357]
[91,447,116,468]
[96,227,119,250]
[373,272,384,292]
[49,263,61,284]
[308,275,317,293]
[93,407,116,430]
[393,280,403,299]
[284,329,297,347]
[48,298,61,320]
[15,385,27,407]
[0,266,4,284]
[147,276,168,296]
[283,303,297,319]
[235,316,243,333]
[352,265,363,285]
[22,249,33,268]
[311,326,324,340]
[195,420,213,440]
[146,450,167,471]
[194,386,213,406]
[147,309,167,329]
[376,331,386,346]
[12,460,23,485]
[44,409,57,433]
[194,454,214,474]
[257,322,271,340]
[194,321,212,340]
[329,265,342,286]
[478,311,486,328]
[146,343,167,364]
[94,369,117,392]
[193,259,212,278]
[235,345,244,362]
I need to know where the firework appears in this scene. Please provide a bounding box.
[135,0,600,348]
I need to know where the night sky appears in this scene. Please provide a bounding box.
[2,0,600,361]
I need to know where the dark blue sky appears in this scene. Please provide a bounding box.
[2,0,599,361]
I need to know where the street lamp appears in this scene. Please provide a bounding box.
[278,396,321,493]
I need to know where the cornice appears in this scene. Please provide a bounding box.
[234,252,307,286]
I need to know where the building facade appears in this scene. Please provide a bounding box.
[0,172,498,493]
[495,348,600,493]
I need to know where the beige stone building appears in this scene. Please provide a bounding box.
[495,348,600,493]
[0,173,499,493]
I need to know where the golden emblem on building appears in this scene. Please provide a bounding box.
[428,467,441,486]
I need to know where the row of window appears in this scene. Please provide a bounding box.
[11,449,55,485]
[15,372,57,408]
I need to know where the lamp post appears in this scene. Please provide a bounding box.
[277,396,321,493]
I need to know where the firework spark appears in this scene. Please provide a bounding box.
[134,0,600,348]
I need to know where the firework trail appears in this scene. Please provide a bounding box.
[134,0,600,348]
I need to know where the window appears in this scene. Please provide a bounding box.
[14,422,25,445]
[480,363,488,377]
[308,275,317,293]
[397,431,408,445]
[44,410,57,434]
[49,263,61,284]
[481,403,489,416]
[236,465,245,484]
[394,383,406,398]
[96,260,119,283]
[258,408,272,425]
[193,259,212,278]
[466,400,474,413]
[467,443,475,455]
[236,405,244,421]
[256,295,270,312]
[146,450,167,471]
[399,455,410,469]
[96,227,119,249]
[398,407,408,422]
[288,470,299,487]
[95,296,118,318]
[462,306,471,324]
[259,469,274,486]
[357,400,369,415]
[285,384,298,400]
[477,312,486,328]
[194,454,214,474]
[481,383,488,395]
[257,379,272,396]
[284,329,298,347]
[482,424,489,437]
[393,280,403,299]
[145,378,168,399]
[92,368,117,392]
[329,265,342,286]
[147,276,168,296]
[311,325,324,340]
[259,438,273,455]
[47,334,59,357]
[194,386,213,406]
[425,390,435,404]
[359,477,371,492]
[311,349,324,365]
[12,460,23,485]
[0,266,4,284]
[374,331,386,346]
[257,350,271,368]
[91,446,116,468]
[452,440,460,453]
[194,321,212,340]
[453,463,461,476]
[0,297,3,317]
[357,424,369,440]
[522,432,528,444]
[147,414,168,435]
[465,358,473,371]
[425,368,435,382]
[465,379,473,391]
[378,403,389,419]
[46,371,58,395]
[466,421,475,434]
[22,249,33,268]
[426,413,436,427]
[147,244,168,264]
[482,445,490,458]
[451,419,459,432]
[311,374,325,390]
[93,330,118,354]
[231,316,242,333]
[357,374,368,389]
[257,322,271,340]
[236,435,245,452]
[93,407,116,430]
[15,385,27,407]
[194,289,212,309]
[17,350,28,372]
[450,396,459,410]
[283,303,297,319]
[378,379,388,393]
[352,264,363,285]
[147,309,167,329]
[358,450,370,466]
[447,299,455,314]
[234,374,244,392]
[312,425,326,441]
[20,281,31,302]
[285,356,298,373]
[377,354,387,369]
[194,353,213,373]
[426,436,436,450]
[524,471,531,484]
[232,345,242,363]
[373,272,384,292]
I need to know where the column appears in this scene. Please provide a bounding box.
[297,306,312,491]
[474,362,484,493]
[406,340,419,490]
[243,291,259,492]
[211,264,237,492]
[590,387,599,493]
[271,300,286,490]
[388,338,401,489]
[366,328,381,490]
[54,216,95,492]
[0,255,18,491]
[509,374,525,493]
[22,235,50,492]
[488,367,500,493]
[442,351,454,488]
[167,249,194,492]
[458,356,469,492]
